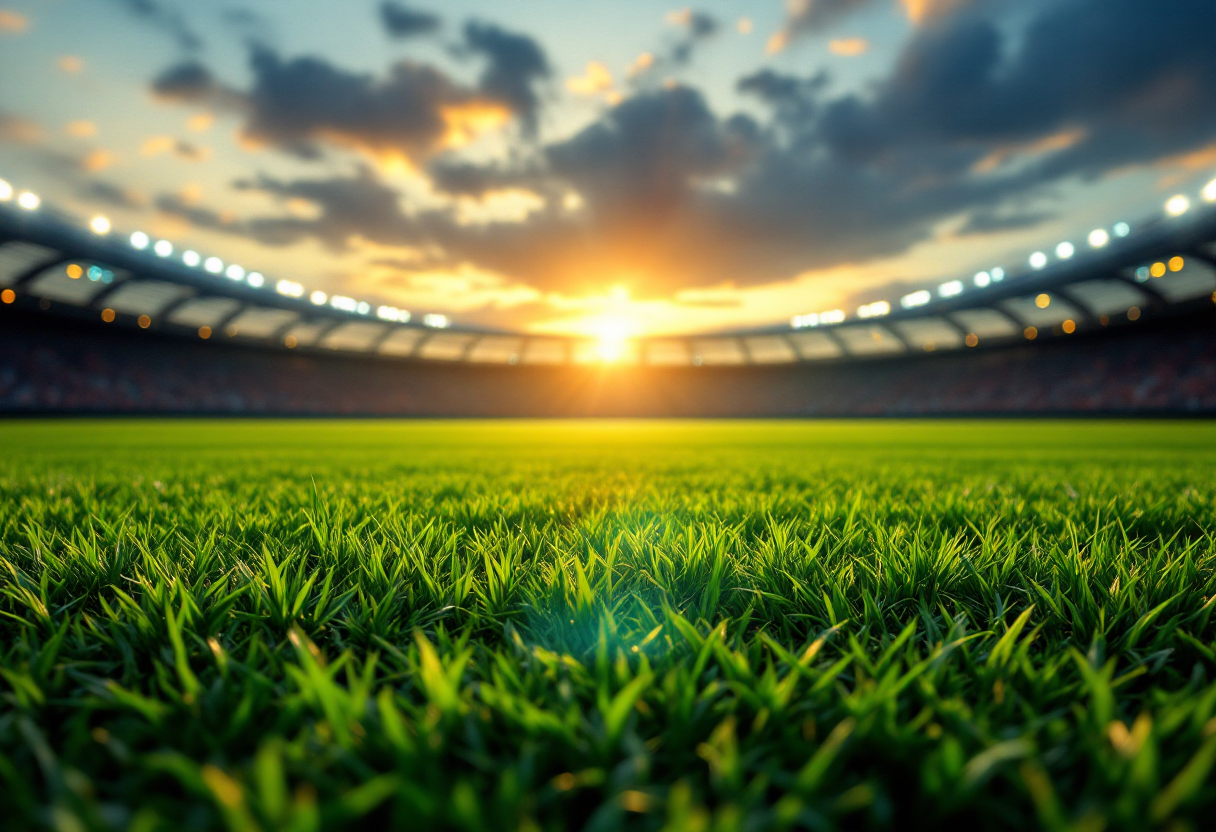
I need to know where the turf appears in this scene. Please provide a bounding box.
[2,419,1216,832]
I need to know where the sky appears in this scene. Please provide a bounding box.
[2,0,1215,337]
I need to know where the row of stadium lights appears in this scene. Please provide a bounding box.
[0,177,451,331]
[791,177,1216,330]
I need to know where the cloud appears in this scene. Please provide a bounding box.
[0,113,44,144]
[82,180,146,210]
[154,0,1216,306]
[379,1,440,38]
[141,135,210,160]
[104,0,201,51]
[566,62,613,96]
[829,38,869,56]
[768,0,970,53]
[461,22,550,134]
[0,10,28,33]
[152,26,550,162]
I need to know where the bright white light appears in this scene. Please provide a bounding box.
[1029,251,1048,270]
[791,313,819,329]
[939,280,964,298]
[89,215,111,235]
[246,272,265,288]
[276,279,304,298]
[1113,222,1130,238]
[819,309,845,325]
[1165,194,1190,217]
[182,250,201,267]
[376,305,401,321]
[204,256,224,274]
[423,313,450,328]
[310,290,328,305]
[901,290,931,309]
[154,240,173,257]
[1204,178,1216,202]
[330,295,358,312]
[225,264,245,281]
[17,191,40,211]
[0,179,11,201]
[973,271,991,288]
[991,267,1005,282]
[129,231,150,250]
[1087,228,1109,248]
[356,301,370,315]
[1055,241,1075,259]
[857,300,891,319]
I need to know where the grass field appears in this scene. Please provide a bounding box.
[3,420,1216,831]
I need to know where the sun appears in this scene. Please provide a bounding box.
[592,317,635,363]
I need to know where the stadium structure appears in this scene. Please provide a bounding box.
[1,176,1215,416]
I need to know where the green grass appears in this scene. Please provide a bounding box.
[3,419,1216,832]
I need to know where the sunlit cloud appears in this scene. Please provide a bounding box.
[82,149,117,172]
[58,55,84,74]
[627,52,655,78]
[0,113,43,143]
[566,61,614,96]
[897,0,970,25]
[454,188,546,226]
[737,17,753,35]
[186,112,214,132]
[0,9,28,33]
[64,120,97,138]
[829,38,869,56]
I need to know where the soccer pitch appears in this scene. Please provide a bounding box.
[2,419,1216,830]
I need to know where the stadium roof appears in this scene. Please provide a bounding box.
[2,176,1216,367]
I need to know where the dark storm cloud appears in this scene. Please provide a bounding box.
[151,23,550,160]
[460,22,550,133]
[156,0,1216,299]
[105,0,201,51]
[668,11,719,65]
[379,1,440,38]
[82,180,146,210]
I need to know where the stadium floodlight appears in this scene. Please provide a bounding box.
[356,301,371,315]
[1113,222,1130,237]
[901,289,931,309]
[130,231,150,250]
[310,290,328,305]
[938,280,963,298]
[17,191,40,211]
[991,267,1005,281]
[857,300,890,319]
[1165,194,1190,217]
[0,178,11,201]
[225,264,245,281]
[1055,241,1075,259]
[1087,228,1109,248]
[377,305,402,321]
[276,279,304,298]
[330,295,358,312]
[973,271,991,287]
[204,256,224,274]
[89,215,111,235]
[1204,178,1216,202]
[182,250,201,267]
[791,313,819,328]
[246,272,265,288]
[819,309,845,324]
[1029,251,1048,269]
[423,313,450,328]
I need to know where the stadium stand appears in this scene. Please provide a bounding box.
[2,303,1213,416]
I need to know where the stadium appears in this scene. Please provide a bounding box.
[3,3,1216,832]
[3,184,1216,416]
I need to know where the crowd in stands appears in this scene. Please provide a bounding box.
[1,308,1214,416]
